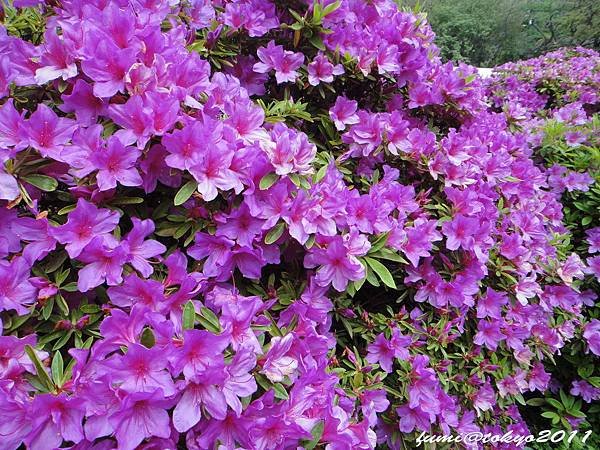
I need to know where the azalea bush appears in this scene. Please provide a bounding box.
[0,1,599,450]
[485,48,600,448]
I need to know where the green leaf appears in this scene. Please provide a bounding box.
[259,173,279,190]
[182,301,196,330]
[174,180,198,206]
[309,35,326,51]
[303,420,325,450]
[364,256,396,289]
[264,222,285,244]
[52,330,73,351]
[272,382,289,400]
[526,398,546,407]
[322,0,341,16]
[547,398,564,411]
[313,164,329,184]
[51,352,64,386]
[22,174,58,192]
[24,345,54,392]
[199,307,221,333]
[140,327,156,348]
[368,232,389,254]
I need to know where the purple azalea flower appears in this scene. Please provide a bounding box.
[583,319,600,356]
[24,393,85,450]
[223,352,257,415]
[26,103,77,158]
[122,218,166,278]
[570,380,600,403]
[108,389,174,450]
[253,40,304,84]
[304,235,366,291]
[307,53,344,86]
[76,236,128,292]
[0,99,27,151]
[173,365,228,432]
[81,40,137,98]
[90,136,143,191]
[261,333,298,382]
[105,343,175,396]
[49,198,120,258]
[473,319,506,351]
[59,79,107,126]
[0,257,37,315]
[170,329,230,379]
[34,29,78,84]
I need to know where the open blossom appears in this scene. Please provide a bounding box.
[122,218,166,278]
[329,97,359,131]
[261,333,298,382]
[583,319,600,356]
[473,319,506,351]
[304,235,366,291]
[49,198,120,258]
[307,53,344,86]
[26,103,77,158]
[105,343,176,396]
[90,136,143,191]
[0,257,37,315]
[35,29,78,84]
[24,393,85,450]
[253,40,304,84]
[173,366,228,432]
[366,328,411,373]
[76,236,128,292]
[109,389,174,450]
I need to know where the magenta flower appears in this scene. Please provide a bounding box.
[170,329,230,379]
[59,79,107,126]
[223,352,257,415]
[173,366,228,432]
[189,146,241,201]
[307,53,344,86]
[81,40,137,97]
[396,404,434,433]
[586,227,600,253]
[442,214,480,251]
[90,136,143,191]
[76,236,128,292]
[570,380,600,403]
[254,40,304,84]
[366,328,411,373]
[105,343,176,396]
[26,103,77,158]
[34,29,78,84]
[0,257,37,315]
[583,319,600,356]
[0,99,27,151]
[109,389,174,450]
[122,218,165,278]
[162,120,218,171]
[215,204,264,248]
[49,198,120,258]
[107,96,154,148]
[11,216,57,263]
[329,96,359,131]
[473,319,506,351]
[473,382,496,414]
[24,393,85,450]
[261,333,298,382]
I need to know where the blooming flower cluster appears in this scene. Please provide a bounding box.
[0,1,599,449]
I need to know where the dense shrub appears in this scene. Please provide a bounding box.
[0,1,598,450]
